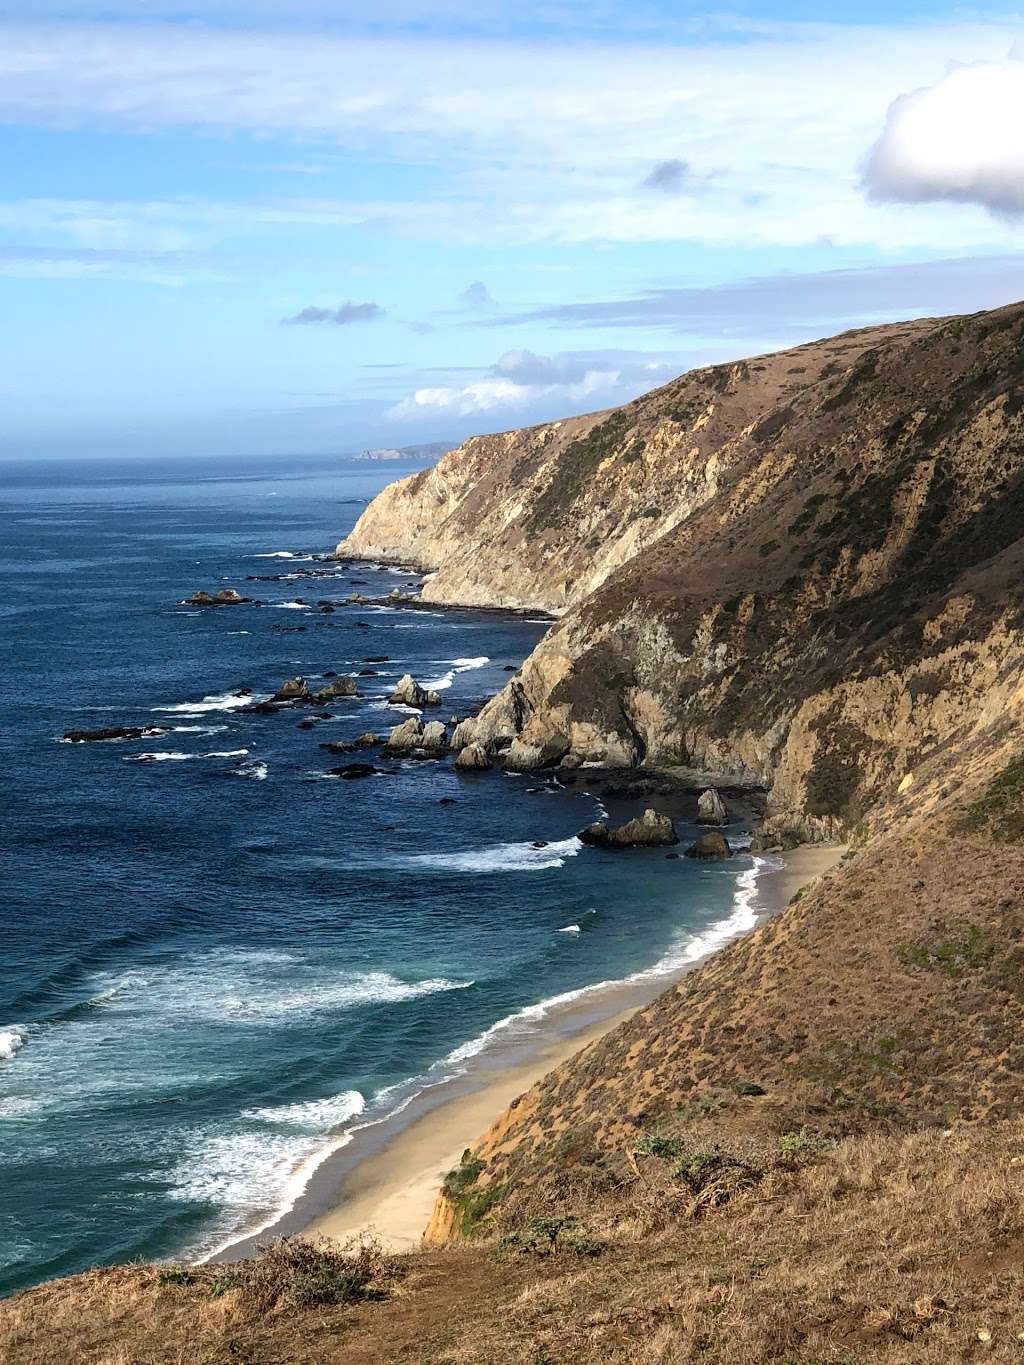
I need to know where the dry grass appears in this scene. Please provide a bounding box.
[6,1126,1024,1363]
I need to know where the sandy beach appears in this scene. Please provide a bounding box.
[286,842,846,1255]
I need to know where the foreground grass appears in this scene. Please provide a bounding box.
[5,1122,1024,1363]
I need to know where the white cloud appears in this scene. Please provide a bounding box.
[865,56,1024,217]
[388,348,677,419]
[0,19,1022,252]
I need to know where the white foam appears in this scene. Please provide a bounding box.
[406,835,581,873]
[170,725,229,735]
[124,748,249,763]
[424,656,490,691]
[244,1090,365,1131]
[153,689,259,715]
[235,761,268,780]
[0,1026,26,1061]
[91,955,472,1024]
[271,601,309,610]
[252,551,297,558]
[557,924,582,934]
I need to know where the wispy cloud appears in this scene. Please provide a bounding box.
[460,280,494,309]
[864,54,1024,218]
[498,254,1024,338]
[0,19,1022,254]
[280,301,385,325]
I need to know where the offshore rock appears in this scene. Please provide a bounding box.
[389,673,442,708]
[685,831,733,860]
[578,809,678,848]
[312,675,361,702]
[63,725,165,744]
[697,788,728,826]
[455,741,492,771]
[184,587,250,606]
[272,677,311,703]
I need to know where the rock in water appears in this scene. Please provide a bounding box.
[312,675,360,702]
[388,674,441,708]
[607,808,678,847]
[329,763,379,779]
[502,735,569,771]
[449,718,479,751]
[184,587,250,606]
[384,717,426,751]
[62,725,165,744]
[421,721,448,750]
[685,831,733,860]
[272,677,311,702]
[577,809,678,848]
[454,742,492,771]
[696,788,728,825]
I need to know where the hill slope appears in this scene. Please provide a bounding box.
[8,301,1024,1363]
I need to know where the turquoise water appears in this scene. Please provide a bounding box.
[0,453,756,1294]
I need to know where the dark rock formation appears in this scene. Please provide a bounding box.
[62,725,165,744]
[685,832,733,860]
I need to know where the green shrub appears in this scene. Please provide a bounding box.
[633,1134,685,1160]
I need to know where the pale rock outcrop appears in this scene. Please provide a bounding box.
[384,717,447,753]
[389,674,442,708]
[697,788,728,825]
[272,677,310,703]
[579,808,678,848]
[454,742,492,771]
[449,719,478,751]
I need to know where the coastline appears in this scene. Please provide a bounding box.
[212,842,844,1261]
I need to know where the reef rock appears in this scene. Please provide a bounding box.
[63,725,165,744]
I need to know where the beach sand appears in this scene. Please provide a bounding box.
[294,842,846,1254]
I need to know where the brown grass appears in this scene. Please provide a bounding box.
[6,1125,1024,1362]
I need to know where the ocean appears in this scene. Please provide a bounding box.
[0,452,764,1295]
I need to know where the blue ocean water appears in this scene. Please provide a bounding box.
[0,453,756,1295]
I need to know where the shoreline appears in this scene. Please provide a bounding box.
[208,842,844,1262]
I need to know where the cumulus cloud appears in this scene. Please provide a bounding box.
[864,57,1024,217]
[281,301,384,325]
[643,158,690,193]
[389,348,677,420]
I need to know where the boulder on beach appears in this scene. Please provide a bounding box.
[696,788,728,825]
[578,808,678,849]
[685,831,733,860]
[389,673,442,708]
[62,725,165,744]
[454,741,491,771]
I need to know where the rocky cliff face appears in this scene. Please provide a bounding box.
[342,302,1024,842]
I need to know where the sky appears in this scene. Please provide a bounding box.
[2,2,1024,458]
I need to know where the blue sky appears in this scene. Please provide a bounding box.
[2,1,1024,458]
